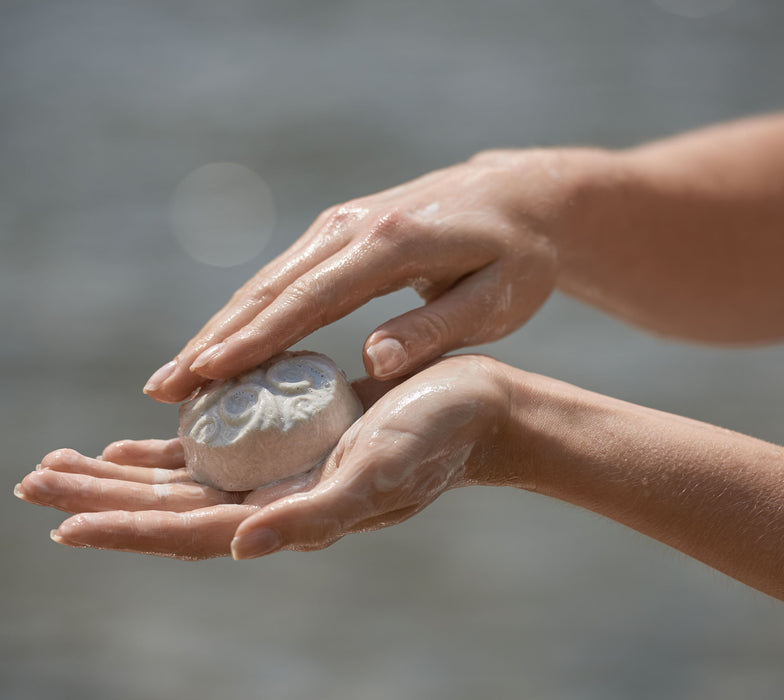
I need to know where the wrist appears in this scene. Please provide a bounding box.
[454,355,556,491]
[430,354,527,489]
[468,145,617,234]
[468,145,625,281]
[490,363,605,494]
[540,146,628,256]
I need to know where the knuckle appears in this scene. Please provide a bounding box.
[284,515,345,552]
[128,512,152,544]
[313,204,346,232]
[321,201,369,231]
[361,207,419,256]
[245,280,276,305]
[460,156,512,191]
[317,203,341,224]
[415,309,453,344]
[284,276,329,325]
[230,276,276,307]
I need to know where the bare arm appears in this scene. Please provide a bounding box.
[550,113,784,342]
[144,113,784,402]
[22,355,784,599]
[496,363,784,599]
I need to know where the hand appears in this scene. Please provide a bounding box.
[143,150,578,403]
[14,438,322,560]
[16,356,514,560]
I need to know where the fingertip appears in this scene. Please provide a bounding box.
[51,521,84,547]
[364,335,408,379]
[100,439,130,459]
[143,360,178,395]
[55,513,92,545]
[188,338,271,380]
[142,384,189,404]
[230,527,280,560]
[189,343,226,373]
[146,373,205,404]
[143,357,208,403]
[40,448,79,472]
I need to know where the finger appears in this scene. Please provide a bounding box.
[229,485,357,559]
[362,254,554,379]
[183,224,338,348]
[230,437,408,560]
[362,263,508,378]
[230,472,429,560]
[37,448,191,484]
[100,439,185,469]
[16,469,240,514]
[144,209,354,403]
[51,504,258,560]
[184,226,436,380]
[230,359,483,559]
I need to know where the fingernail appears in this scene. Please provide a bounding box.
[13,483,26,500]
[50,529,66,545]
[231,528,280,560]
[366,337,407,378]
[143,360,178,394]
[190,343,226,371]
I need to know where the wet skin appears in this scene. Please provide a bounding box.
[14,114,784,601]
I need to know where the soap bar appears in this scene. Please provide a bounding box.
[178,351,362,491]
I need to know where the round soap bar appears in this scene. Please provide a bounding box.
[178,351,362,491]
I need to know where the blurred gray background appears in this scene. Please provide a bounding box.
[3,1,784,698]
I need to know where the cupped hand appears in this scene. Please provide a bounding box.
[14,438,321,560]
[143,150,572,404]
[16,355,514,560]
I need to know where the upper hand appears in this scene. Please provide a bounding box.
[143,150,571,403]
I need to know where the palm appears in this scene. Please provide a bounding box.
[16,356,505,560]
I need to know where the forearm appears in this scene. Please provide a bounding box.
[498,365,784,600]
[547,113,784,343]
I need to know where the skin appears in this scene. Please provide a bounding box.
[142,113,784,403]
[15,354,784,600]
[13,113,784,599]
[16,360,503,560]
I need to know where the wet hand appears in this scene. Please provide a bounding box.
[17,356,512,560]
[231,355,511,559]
[14,438,322,560]
[143,150,571,404]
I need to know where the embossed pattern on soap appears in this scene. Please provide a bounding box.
[178,352,363,491]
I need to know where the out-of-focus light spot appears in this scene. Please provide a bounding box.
[168,162,275,267]
[653,0,735,18]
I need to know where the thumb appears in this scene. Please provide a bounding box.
[230,424,425,559]
[363,259,553,379]
[230,471,364,559]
